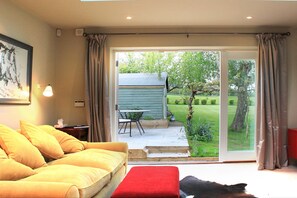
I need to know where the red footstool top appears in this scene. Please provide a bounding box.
[111,166,179,198]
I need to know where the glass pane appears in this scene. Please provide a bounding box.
[227,59,256,151]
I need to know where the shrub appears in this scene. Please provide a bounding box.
[201,99,207,105]
[210,99,216,105]
[183,97,189,105]
[187,120,213,142]
[127,107,142,120]
[174,99,180,105]
[167,97,169,104]
[229,100,234,105]
[191,147,207,157]
[194,99,200,105]
[143,116,154,120]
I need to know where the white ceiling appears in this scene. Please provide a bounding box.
[8,0,297,29]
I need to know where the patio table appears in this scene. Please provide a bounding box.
[119,109,150,135]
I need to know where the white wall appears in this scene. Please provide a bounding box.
[55,30,87,126]
[0,0,57,128]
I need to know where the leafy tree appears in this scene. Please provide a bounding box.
[119,51,175,77]
[118,52,142,73]
[169,52,219,130]
[228,60,255,132]
[141,52,175,77]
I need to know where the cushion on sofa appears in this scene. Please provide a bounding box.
[0,181,80,198]
[48,149,126,175]
[0,159,36,180]
[20,121,64,159]
[0,147,8,159]
[22,164,111,198]
[39,125,84,153]
[0,124,46,169]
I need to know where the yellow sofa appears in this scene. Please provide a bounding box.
[0,123,128,198]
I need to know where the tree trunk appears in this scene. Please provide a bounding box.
[186,90,196,134]
[231,88,249,132]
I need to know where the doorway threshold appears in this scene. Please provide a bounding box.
[128,146,218,164]
[128,157,219,165]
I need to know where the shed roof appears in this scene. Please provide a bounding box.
[119,72,168,86]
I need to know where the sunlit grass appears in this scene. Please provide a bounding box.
[167,94,255,157]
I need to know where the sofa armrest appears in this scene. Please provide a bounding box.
[84,142,128,154]
[0,181,79,198]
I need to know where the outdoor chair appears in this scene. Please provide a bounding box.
[127,110,145,135]
[118,111,132,137]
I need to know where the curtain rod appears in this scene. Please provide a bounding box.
[83,31,290,37]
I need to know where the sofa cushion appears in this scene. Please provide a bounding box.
[0,159,36,180]
[20,121,64,159]
[22,164,110,198]
[0,147,8,159]
[0,181,80,198]
[48,149,126,176]
[0,124,46,169]
[39,125,84,153]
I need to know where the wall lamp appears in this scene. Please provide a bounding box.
[42,84,53,97]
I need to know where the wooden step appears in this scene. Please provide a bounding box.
[145,146,190,154]
[128,146,191,160]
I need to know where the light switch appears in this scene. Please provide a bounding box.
[74,100,85,107]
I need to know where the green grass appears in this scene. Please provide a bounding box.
[167,94,255,157]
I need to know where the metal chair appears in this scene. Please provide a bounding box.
[118,111,132,137]
[127,111,145,135]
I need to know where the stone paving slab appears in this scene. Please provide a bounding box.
[117,126,189,149]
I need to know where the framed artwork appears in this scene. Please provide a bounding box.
[0,34,33,104]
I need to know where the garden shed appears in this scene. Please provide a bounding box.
[118,72,168,120]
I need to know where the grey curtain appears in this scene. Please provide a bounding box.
[256,34,288,170]
[85,34,111,142]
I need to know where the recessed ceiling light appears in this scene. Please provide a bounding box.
[246,16,253,20]
[126,16,132,20]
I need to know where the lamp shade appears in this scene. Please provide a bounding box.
[43,84,53,97]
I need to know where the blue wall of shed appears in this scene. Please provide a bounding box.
[118,88,165,119]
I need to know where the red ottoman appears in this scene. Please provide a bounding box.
[111,166,179,198]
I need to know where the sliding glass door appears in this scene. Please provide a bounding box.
[220,51,257,161]
[112,48,257,162]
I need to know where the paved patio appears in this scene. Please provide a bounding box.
[117,126,189,149]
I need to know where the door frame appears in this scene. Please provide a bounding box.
[110,47,257,162]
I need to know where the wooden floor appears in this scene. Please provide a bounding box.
[128,162,297,198]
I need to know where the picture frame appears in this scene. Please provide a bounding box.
[0,34,33,104]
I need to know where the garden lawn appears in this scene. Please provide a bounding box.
[168,104,220,157]
[167,95,255,157]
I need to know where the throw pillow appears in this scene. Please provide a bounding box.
[0,124,46,169]
[39,125,84,153]
[20,121,64,159]
[0,158,36,180]
[0,147,8,159]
